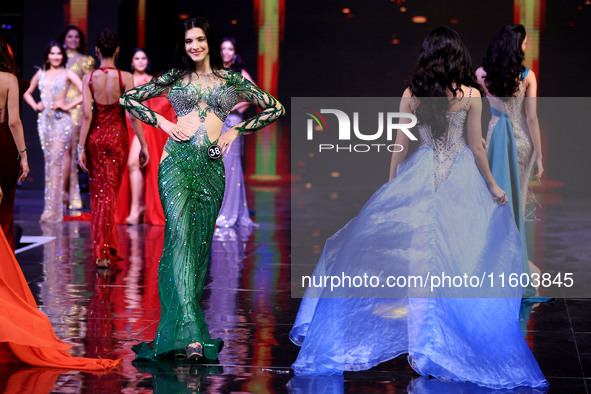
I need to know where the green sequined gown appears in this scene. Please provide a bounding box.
[121,69,284,361]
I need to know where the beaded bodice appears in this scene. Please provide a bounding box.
[167,73,237,121]
[39,70,68,111]
[120,69,284,140]
[418,108,469,191]
[487,80,526,124]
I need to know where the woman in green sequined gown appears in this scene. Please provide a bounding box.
[121,17,284,361]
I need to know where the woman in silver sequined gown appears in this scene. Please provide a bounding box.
[476,26,543,215]
[476,24,544,297]
[23,42,82,222]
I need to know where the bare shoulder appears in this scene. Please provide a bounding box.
[0,71,17,84]
[120,70,134,81]
[31,69,42,80]
[465,85,481,98]
[400,88,415,112]
[66,68,79,79]
[120,70,135,89]
[240,68,255,84]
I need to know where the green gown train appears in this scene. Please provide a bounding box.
[120,69,284,361]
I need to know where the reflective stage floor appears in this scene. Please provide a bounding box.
[3,187,591,393]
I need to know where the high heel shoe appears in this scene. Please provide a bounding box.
[126,206,146,225]
[186,342,204,360]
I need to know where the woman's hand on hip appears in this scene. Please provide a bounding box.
[218,128,240,154]
[159,119,190,142]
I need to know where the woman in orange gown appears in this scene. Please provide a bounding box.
[115,48,172,226]
[0,186,121,370]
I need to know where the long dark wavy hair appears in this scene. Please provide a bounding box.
[42,41,67,70]
[482,24,526,99]
[59,25,87,54]
[409,26,479,139]
[221,37,245,72]
[156,17,222,88]
[0,36,19,75]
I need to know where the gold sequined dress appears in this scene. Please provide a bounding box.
[65,50,94,209]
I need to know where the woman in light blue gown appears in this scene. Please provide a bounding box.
[289,27,548,390]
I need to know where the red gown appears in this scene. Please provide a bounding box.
[115,76,173,226]
[86,68,129,262]
[0,121,18,250]
[0,80,29,251]
[0,227,121,370]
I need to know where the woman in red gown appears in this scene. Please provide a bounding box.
[0,37,29,250]
[115,48,172,226]
[78,30,148,267]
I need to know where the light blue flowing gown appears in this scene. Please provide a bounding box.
[290,92,548,389]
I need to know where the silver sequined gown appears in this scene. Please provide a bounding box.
[485,78,534,216]
[38,70,72,222]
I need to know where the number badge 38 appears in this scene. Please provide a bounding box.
[207,144,222,160]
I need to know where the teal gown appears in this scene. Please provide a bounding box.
[120,69,284,361]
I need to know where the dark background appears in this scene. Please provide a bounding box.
[1,0,590,194]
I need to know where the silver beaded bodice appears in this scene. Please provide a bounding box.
[167,73,237,121]
[419,109,469,191]
[39,70,68,113]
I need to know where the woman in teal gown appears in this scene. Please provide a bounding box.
[476,24,544,298]
[120,17,284,361]
[289,27,548,390]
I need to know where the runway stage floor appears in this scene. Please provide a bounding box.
[3,187,591,393]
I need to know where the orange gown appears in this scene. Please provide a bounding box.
[115,76,173,226]
[0,229,121,370]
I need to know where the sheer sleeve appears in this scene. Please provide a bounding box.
[231,72,285,135]
[119,70,177,126]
